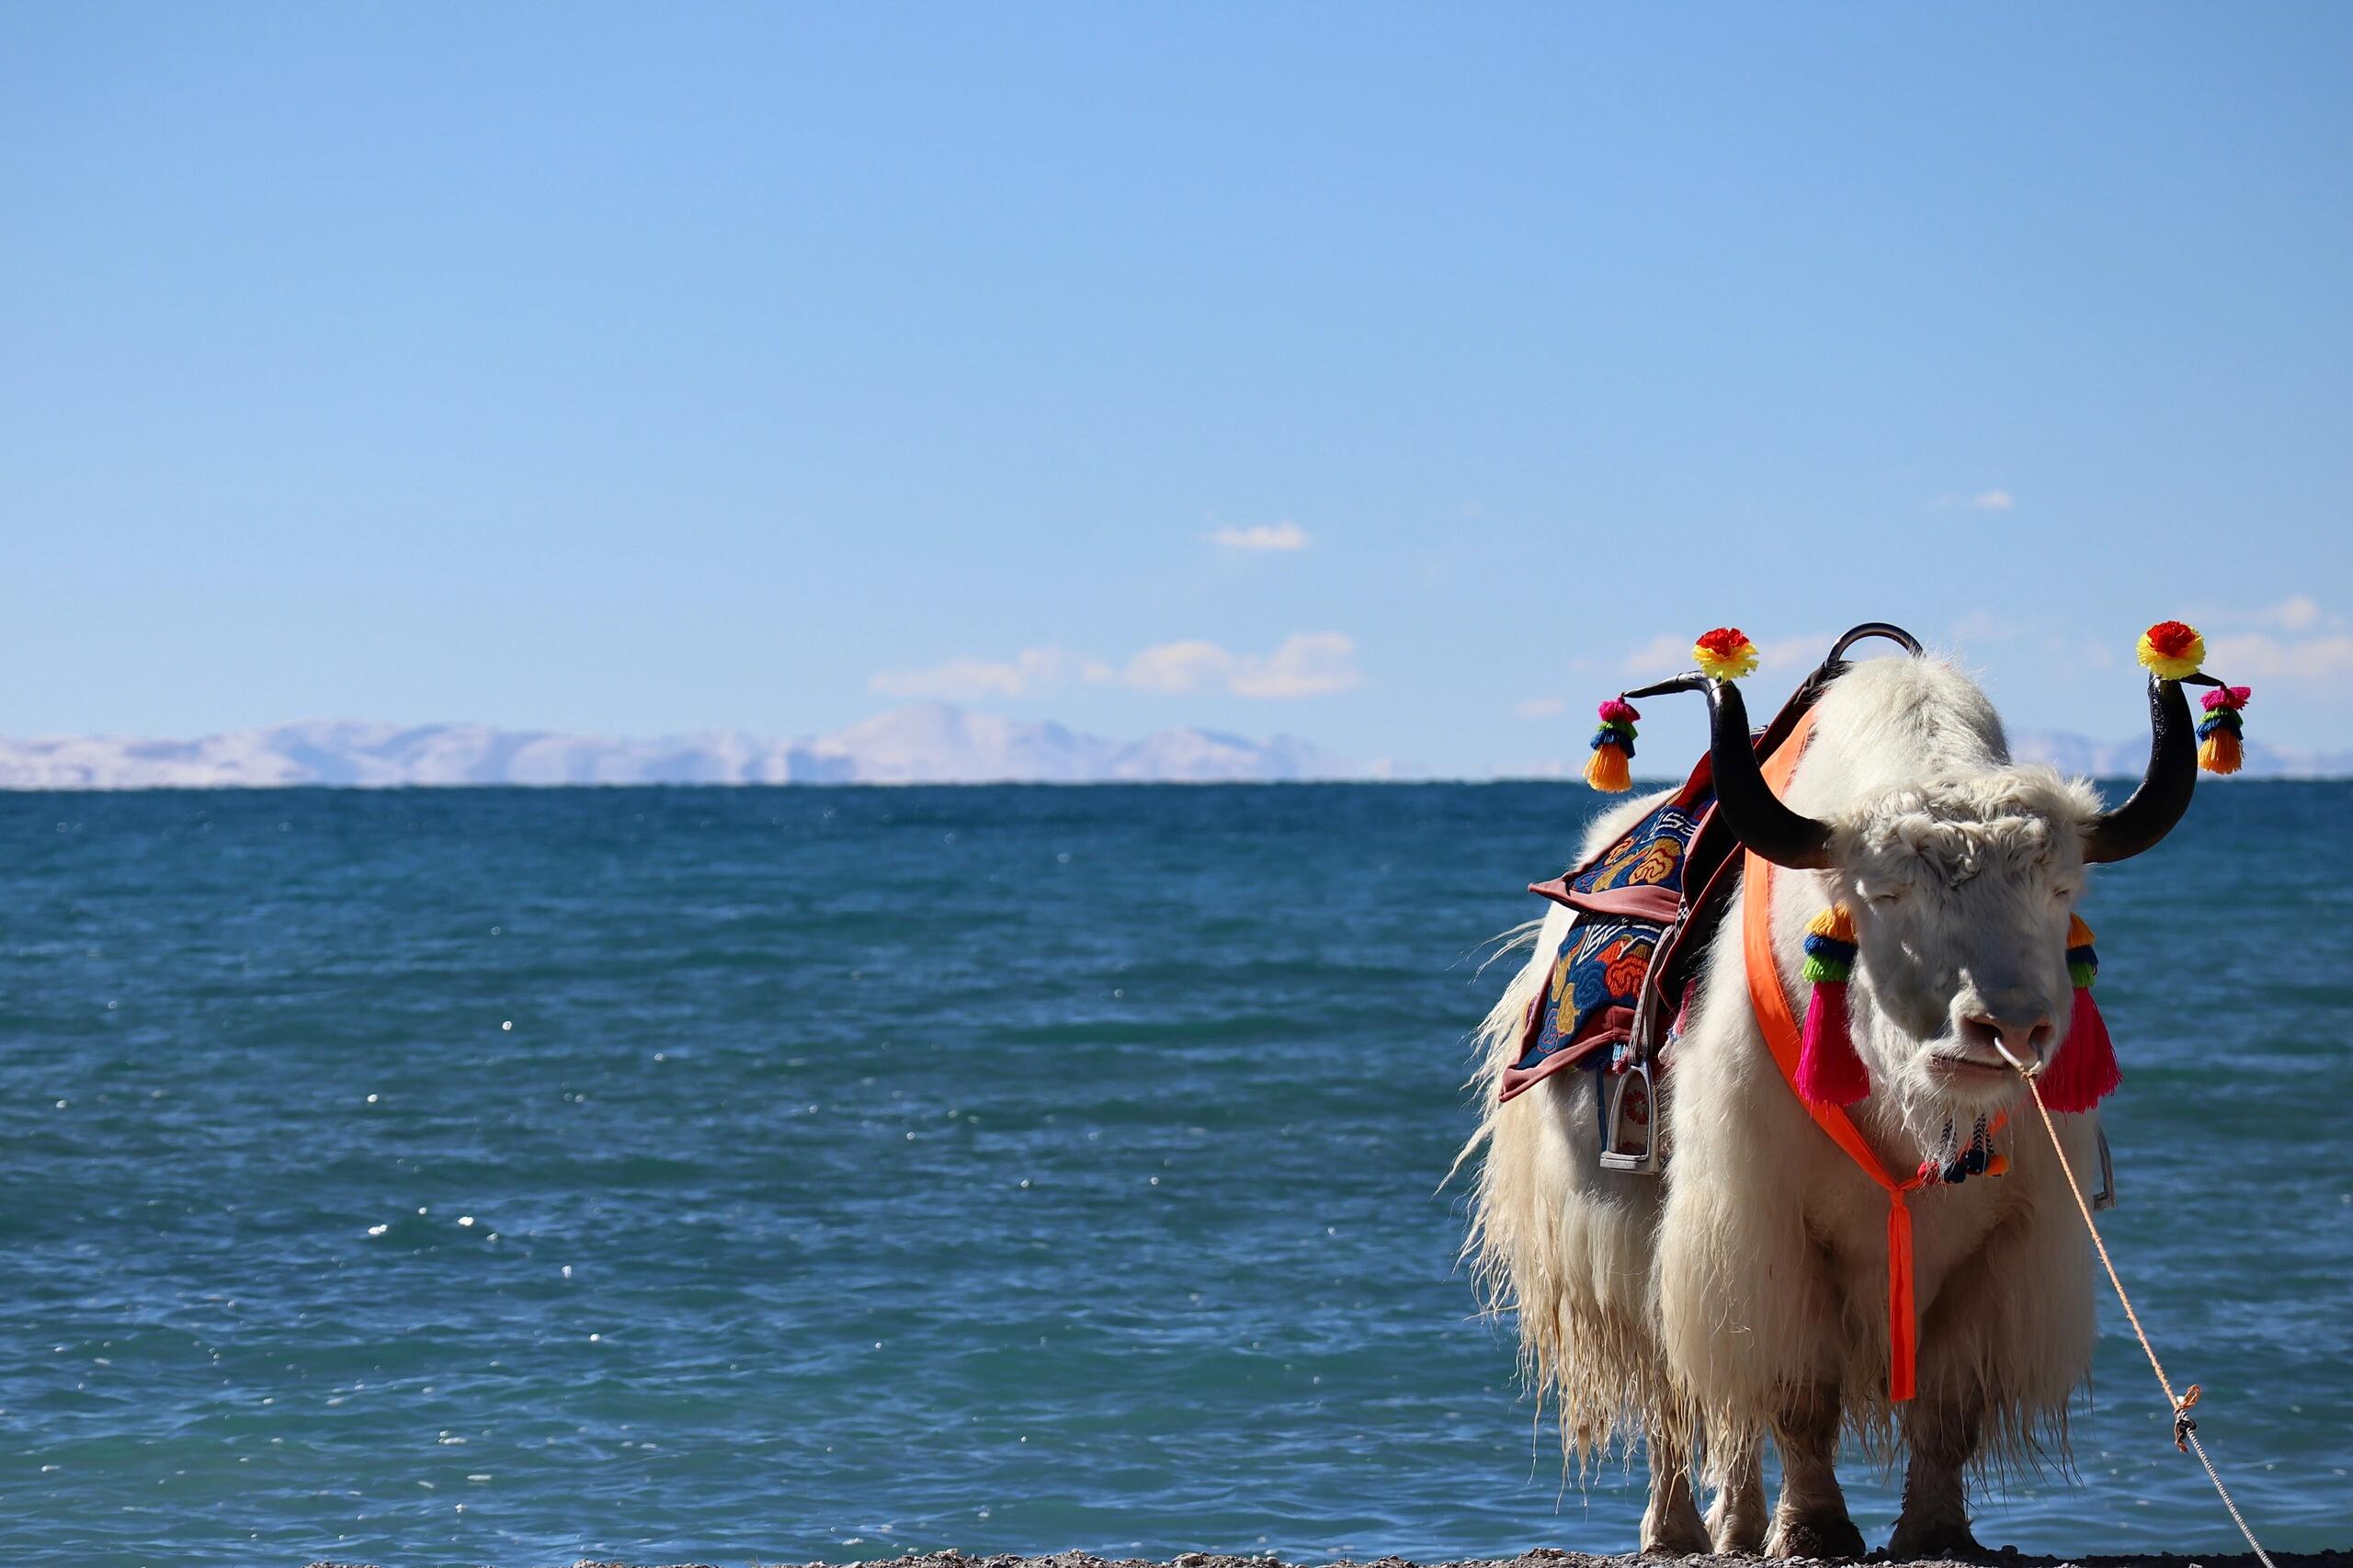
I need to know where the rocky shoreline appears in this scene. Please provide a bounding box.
[309,1548,2351,1568]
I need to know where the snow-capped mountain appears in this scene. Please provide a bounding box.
[3,708,2343,790]
[0,705,1370,789]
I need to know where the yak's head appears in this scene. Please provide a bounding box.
[1700,648,2208,1116]
[1830,769,2097,1109]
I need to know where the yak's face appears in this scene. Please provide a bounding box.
[1834,769,2102,1113]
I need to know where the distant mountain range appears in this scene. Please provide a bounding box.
[2006,730,2353,779]
[0,708,2343,789]
[0,704,1376,788]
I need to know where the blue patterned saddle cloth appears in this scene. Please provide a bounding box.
[1503,775,1712,1102]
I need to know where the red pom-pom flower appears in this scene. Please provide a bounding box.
[2137,620,2207,680]
[1693,627,1759,680]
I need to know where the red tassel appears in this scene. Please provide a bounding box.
[2040,988,2121,1113]
[1797,983,1870,1107]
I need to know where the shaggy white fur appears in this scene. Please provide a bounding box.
[1462,655,2109,1558]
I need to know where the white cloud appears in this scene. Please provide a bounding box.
[1119,640,1235,694]
[1513,697,1567,721]
[1208,520,1312,552]
[1619,633,1691,676]
[869,648,1079,700]
[1119,631,1362,699]
[2204,630,2353,684]
[1930,488,2018,511]
[874,632,1361,704]
[1940,599,2348,697]
[1233,632,1360,697]
[2258,595,2324,632]
[2192,598,2351,690]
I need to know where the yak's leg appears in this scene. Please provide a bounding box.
[1764,1383,1865,1560]
[1706,1437,1768,1555]
[1888,1394,1985,1556]
[1641,1421,1710,1555]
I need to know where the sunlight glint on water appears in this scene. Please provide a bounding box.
[0,784,2344,1566]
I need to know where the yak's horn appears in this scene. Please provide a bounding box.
[1705,676,1835,869]
[2083,673,2211,864]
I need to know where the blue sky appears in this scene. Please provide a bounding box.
[4,4,2348,773]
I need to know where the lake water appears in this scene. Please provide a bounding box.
[1,783,2345,1566]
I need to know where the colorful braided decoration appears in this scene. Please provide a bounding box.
[1796,903,1870,1107]
[1584,698,1639,793]
[1693,627,1759,681]
[1585,627,1756,791]
[1917,1115,2005,1187]
[2136,619,2252,774]
[2040,913,2120,1113]
[2197,685,2252,777]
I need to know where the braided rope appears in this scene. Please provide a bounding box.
[1994,1041,2277,1568]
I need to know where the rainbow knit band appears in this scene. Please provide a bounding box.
[1802,931,1856,984]
[2194,710,2244,743]
[1802,905,1858,984]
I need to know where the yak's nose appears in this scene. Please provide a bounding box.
[1958,1007,2053,1064]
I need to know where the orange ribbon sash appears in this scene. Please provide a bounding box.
[1739,708,1985,1403]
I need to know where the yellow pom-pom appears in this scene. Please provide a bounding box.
[2137,620,2207,680]
[1806,904,1856,942]
[1584,744,1632,793]
[2066,914,2096,948]
[2199,732,2243,776]
[1692,627,1760,680]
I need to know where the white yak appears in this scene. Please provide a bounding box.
[1461,647,2211,1557]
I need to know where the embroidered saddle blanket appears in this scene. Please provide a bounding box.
[1502,769,1711,1101]
[1501,681,1824,1104]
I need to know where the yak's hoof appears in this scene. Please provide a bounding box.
[1640,1517,1712,1557]
[1887,1517,1986,1558]
[1765,1512,1867,1560]
[1710,1510,1769,1556]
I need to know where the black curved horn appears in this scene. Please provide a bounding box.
[2082,674,2210,864]
[1704,677,1836,869]
[1826,622,1924,662]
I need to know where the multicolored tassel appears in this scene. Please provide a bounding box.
[1797,904,1870,1107]
[2131,619,2251,774]
[2040,914,2121,1113]
[2197,685,2252,776]
[1693,627,1760,681]
[1584,698,1639,793]
[2136,619,2208,681]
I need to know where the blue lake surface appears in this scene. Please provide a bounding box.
[0,783,2346,1567]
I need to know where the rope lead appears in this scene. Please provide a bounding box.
[1993,1040,2277,1568]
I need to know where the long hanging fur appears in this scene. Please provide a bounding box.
[1456,788,1681,1472]
[1461,656,2111,1503]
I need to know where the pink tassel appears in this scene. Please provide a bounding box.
[1797,983,1870,1107]
[2040,988,2121,1113]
